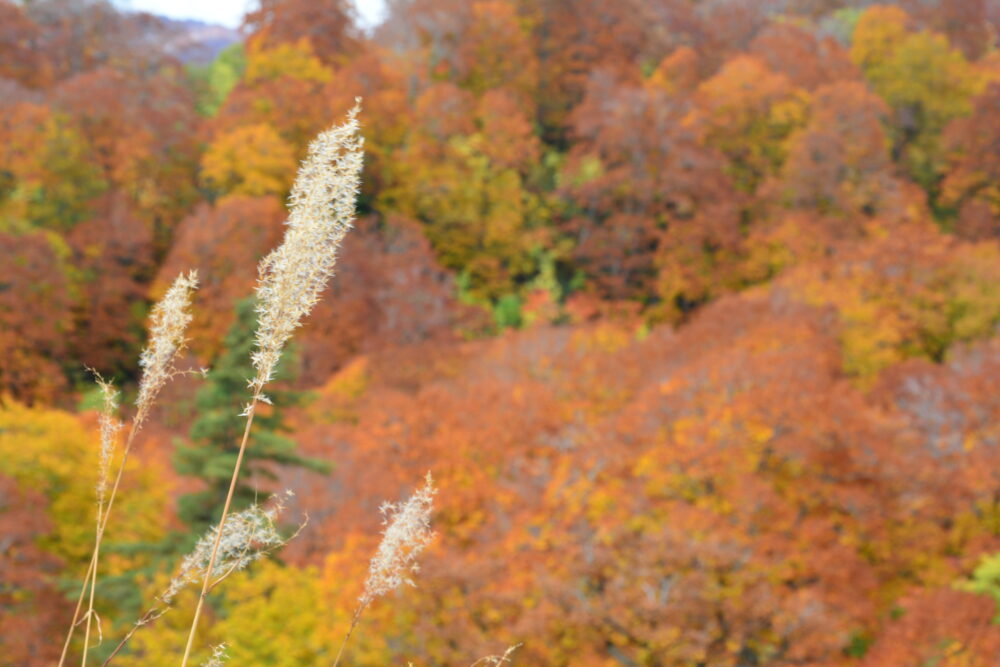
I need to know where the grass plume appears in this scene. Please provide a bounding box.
[180,103,364,666]
[470,644,522,666]
[93,373,122,517]
[334,474,436,667]
[135,270,200,424]
[100,495,299,665]
[361,472,437,608]
[202,644,229,666]
[61,271,199,666]
[250,100,364,397]
[165,494,294,605]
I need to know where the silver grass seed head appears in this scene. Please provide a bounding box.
[136,270,199,420]
[250,102,364,395]
[162,493,292,604]
[203,643,229,666]
[361,473,436,608]
[92,370,122,510]
[470,644,523,667]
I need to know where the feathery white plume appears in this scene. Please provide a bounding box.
[251,102,364,395]
[92,371,122,511]
[136,270,199,420]
[203,643,229,666]
[163,494,292,604]
[361,473,436,607]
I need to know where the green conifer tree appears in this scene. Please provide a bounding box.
[173,298,329,537]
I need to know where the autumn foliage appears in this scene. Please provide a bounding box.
[3,0,1000,664]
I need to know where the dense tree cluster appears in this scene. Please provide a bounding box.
[3,0,1000,664]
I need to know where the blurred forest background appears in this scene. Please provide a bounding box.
[3,0,1000,664]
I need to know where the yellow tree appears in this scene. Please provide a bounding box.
[216,38,335,152]
[379,84,548,303]
[0,400,169,596]
[120,562,333,666]
[200,124,298,198]
[0,103,105,232]
[244,37,333,85]
[851,5,985,190]
[695,55,810,194]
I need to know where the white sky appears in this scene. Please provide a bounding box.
[114,0,387,30]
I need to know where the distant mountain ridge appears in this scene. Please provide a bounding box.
[155,16,242,64]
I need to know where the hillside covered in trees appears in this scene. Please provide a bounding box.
[3,0,1000,664]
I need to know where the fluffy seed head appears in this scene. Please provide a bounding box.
[136,271,199,420]
[360,473,436,608]
[471,644,522,667]
[162,493,292,604]
[251,102,364,394]
[203,643,229,666]
[93,371,122,511]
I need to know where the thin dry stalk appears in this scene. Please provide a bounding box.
[102,498,297,666]
[61,423,138,667]
[332,607,365,667]
[80,374,122,665]
[179,409,256,666]
[60,272,199,666]
[100,606,168,667]
[180,104,363,667]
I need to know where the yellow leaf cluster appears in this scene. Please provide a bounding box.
[696,55,811,193]
[201,123,297,197]
[0,400,168,569]
[851,6,986,185]
[245,38,333,85]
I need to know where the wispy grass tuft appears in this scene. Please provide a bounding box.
[361,472,437,608]
[181,103,364,666]
[62,272,200,667]
[470,644,522,666]
[92,372,122,518]
[165,492,298,605]
[202,643,229,666]
[99,494,301,665]
[335,474,437,667]
[250,100,364,399]
[136,270,200,424]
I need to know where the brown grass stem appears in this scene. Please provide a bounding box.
[179,396,258,667]
[59,420,140,666]
[62,271,197,664]
[80,529,101,665]
[100,606,166,667]
[332,606,366,667]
